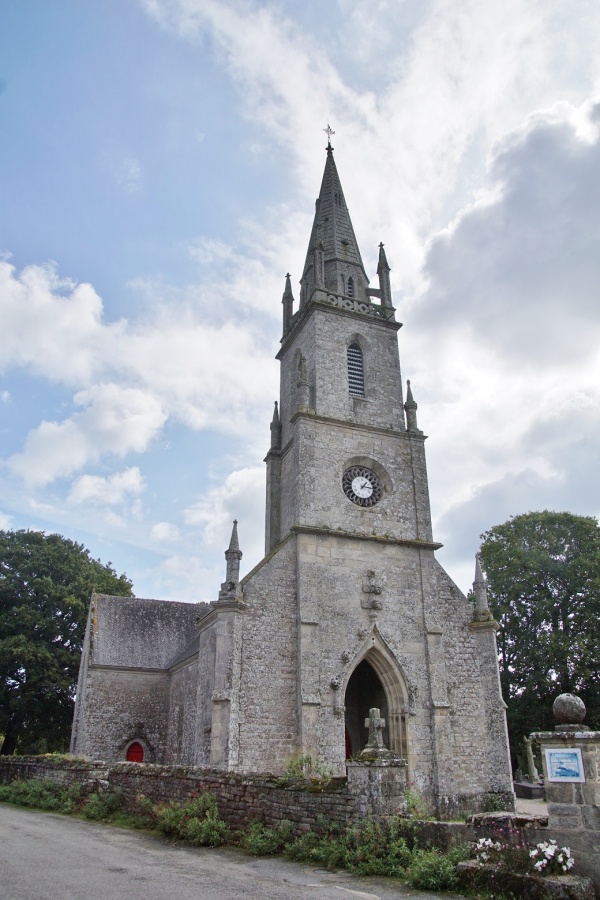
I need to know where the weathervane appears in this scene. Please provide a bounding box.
[323,123,335,147]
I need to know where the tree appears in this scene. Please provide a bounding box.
[0,530,133,755]
[479,511,600,758]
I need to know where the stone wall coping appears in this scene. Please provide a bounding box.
[87,664,171,675]
[532,732,600,742]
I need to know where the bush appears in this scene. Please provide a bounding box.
[81,790,123,821]
[242,821,294,856]
[406,845,470,891]
[283,816,418,876]
[340,818,413,876]
[152,792,231,847]
[0,778,80,814]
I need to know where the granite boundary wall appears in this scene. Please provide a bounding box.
[0,756,357,831]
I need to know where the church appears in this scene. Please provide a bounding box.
[71,141,513,815]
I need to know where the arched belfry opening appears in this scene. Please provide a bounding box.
[344,647,409,761]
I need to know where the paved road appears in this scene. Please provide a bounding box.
[0,805,466,900]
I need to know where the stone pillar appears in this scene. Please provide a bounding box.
[532,694,600,831]
[348,708,408,817]
[347,759,408,818]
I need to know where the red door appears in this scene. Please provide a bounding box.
[126,741,144,762]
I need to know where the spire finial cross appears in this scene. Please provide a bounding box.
[323,123,335,148]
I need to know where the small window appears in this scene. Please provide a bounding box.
[347,276,354,297]
[126,741,144,762]
[347,342,364,396]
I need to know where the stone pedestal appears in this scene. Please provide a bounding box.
[531,731,600,830]
[346,759,408,818]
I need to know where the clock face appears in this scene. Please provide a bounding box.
[342,466,382,507]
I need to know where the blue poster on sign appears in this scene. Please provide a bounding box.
[545,748,585,783]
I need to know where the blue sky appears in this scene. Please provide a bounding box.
[1,0,600,601]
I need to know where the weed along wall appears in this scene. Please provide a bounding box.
[110,764,358,830]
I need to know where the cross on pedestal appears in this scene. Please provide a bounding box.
[364,707,386,750]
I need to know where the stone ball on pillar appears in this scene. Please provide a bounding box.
[553,693,586,725]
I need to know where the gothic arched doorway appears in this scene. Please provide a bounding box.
[344,659,389,757]
[344,648,409,761]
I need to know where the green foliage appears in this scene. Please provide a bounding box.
[133,793,157,828]
[0,777,80,813]
[340,818,413,876]
[406,845,470,891]
[81,789,123,821]
[285,817,420,876]
[479,511,600,750]
[242,820,295,855]
[483,794,509,813]
[151,792,231,846]
[405,787,434,819]
[282,752,334,780]
[0,529,133,754]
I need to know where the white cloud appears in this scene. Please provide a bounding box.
[151,521,180,542]
[9,385,166,485]
[0,261,118,385]
[419,98,600,364]
[0,259,279,482]
[184,465,265,570]
[401,97,600,587]
[68,467,146,506]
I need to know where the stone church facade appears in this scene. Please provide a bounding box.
[71,143,514,815]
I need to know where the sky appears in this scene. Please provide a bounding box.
[1,0,600,603]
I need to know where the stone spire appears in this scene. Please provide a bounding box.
[472,554,493,622]
[270,400,281,450]
[299,141,370,309]
[377,242,393,309]
[219,520,243,599]
[282,273,295,334]
[404,380,421,433]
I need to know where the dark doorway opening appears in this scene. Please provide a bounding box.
[126,741,144,762]
[344,659,389,758]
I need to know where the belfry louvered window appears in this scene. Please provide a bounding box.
[347,342,365,396]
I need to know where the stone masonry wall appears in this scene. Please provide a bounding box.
[238,539,299,772]
[0,757,357,832]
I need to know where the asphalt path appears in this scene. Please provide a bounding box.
[0,805,467,900]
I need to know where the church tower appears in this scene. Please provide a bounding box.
[242,139,513,814]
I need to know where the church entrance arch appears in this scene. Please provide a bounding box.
[344,649,408,761]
